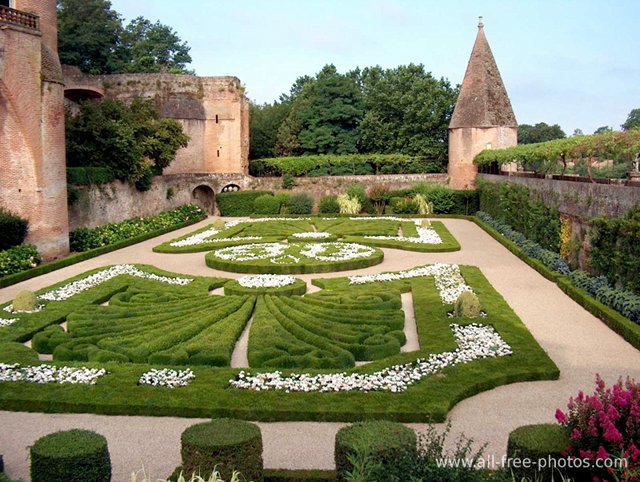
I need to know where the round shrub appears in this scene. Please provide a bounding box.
[318,195,340,214]
[506,424,570,481]
[454,291,481,318]
[30,429,111,482]
[181,419,263,482]
[335,421,416,481]
[288,193,314,214]
[253,194,282,215]
[12,290,37,311]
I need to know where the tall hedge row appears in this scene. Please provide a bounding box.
[216,191,274,216]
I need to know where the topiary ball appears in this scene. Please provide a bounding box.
[30,429,111,482]
[335,421,416,481]
[506,424,571,481]
[12,290,37,311]
[454,291,481,318]
[181,418,263,482]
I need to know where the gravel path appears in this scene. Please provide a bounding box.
[1,217,640,481]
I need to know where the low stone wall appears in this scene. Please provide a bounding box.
[68,173,448,230]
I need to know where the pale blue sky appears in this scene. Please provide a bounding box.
[110,0,639,135]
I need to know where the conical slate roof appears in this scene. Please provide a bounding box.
[450,18,517,129]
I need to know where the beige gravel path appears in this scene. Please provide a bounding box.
[1,217,640,481]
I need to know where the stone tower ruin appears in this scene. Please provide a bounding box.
[448,17,518,190]
[0,0,70,258]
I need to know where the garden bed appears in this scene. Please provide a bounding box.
[0,263,558,422]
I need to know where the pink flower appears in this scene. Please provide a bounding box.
[596,446,609,460]
[555,409,567,424]
[603,423,623,443]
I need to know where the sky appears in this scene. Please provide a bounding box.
[109,0,640,135]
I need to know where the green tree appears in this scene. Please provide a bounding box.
[622,108,640,131]
[119,17,192,73]
[65,98,189,184]
[518,123,566,144]
[57,0,124,74]
[572,128,584,137]
[249,101,291,159]
[279,65,363,155]
[593,126,613,135]
[356,64,458,158]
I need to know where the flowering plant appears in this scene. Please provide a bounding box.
[238,275,296,288]
[138,368,195,388]
[555,375,640,481]
[0,363,106,385]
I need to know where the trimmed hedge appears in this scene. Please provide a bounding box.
[223,278,307,297]
[249,154,445,177]
[0,208,28,251]
[506,424,571,481]
[253,195,282,215]
[0,244,41,277]
[30,429,111,482]
[335,421,417,481]
[0,342,40,365]
[288,193,314,215]
[248,290,405,368]
[66,167,115,186]
[217,191,274,216]
[70,204,206,251]
[205,244,384,274]
[181,419,263,482]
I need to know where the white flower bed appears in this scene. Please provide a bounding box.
[299,243,376,262]
[291,232,331,239]
[238,275,296,288]
[0,363,106,385]
[3,304,43,314]
[170,227,262,247]
[366,226,442,244]
[212,242,376,264]
[0,318,18,328]
[138,368,195,388]
[229,323,512,393]
[224,217,312,229]
[349,263,472,304]
[38,265,193,302]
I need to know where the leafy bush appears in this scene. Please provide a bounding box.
[249,154,445,177]
[413,194,433,215]
[30,429,111,482]
[454,291,481,318]
[180,419,263,482]
[216,191,273,216]
[506,424,571,481]
[288,193,314,214]
[335,421,416,481]
[318,195,340,214]
[0,208,28,251]
[253,195,282,215]
[337,194,361,215]
[389,197,419,214]
[411,184,455,213]
[274,193,291,214]
[0,244,41,277]
[346,184,372,213]
[281,174,296,189]
[367,185,391,215]
[70,205,205,251]
[66,167,115,186]
[556,375,640,481]
[13,290,37,311]
[590,208,640,294]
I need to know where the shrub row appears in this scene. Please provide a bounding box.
[476,212,570,275]
[66,166,115,186]
[249,154,445,177]
[37,293,255,367]
[0,208,28,251]
[474,215,640,348]
[248,290,404,368]
[70,204,206,251]
[216,191,273,216]
[0,244,41,277]
[223,278,307,297]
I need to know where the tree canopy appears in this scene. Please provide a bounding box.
[622,108,640,131]
[65,98,189,184]
[57,0,192,75]
[517,122,566,144]
[250,63,457,160]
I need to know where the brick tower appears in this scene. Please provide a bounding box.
[448,17,517,190]
[0,0,69,258]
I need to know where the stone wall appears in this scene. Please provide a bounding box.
[62,72,250,175]
[68,173,448,230]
